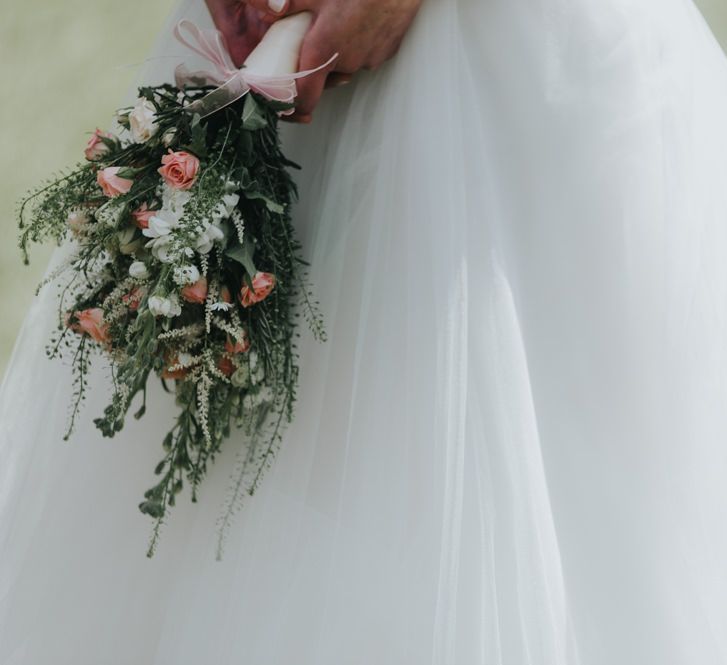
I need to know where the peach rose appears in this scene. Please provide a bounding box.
[75,308,110,345]
[239,272,276,308]
[218,355,236,377]
[131,203,157,230]
[225,332,250,355]
[158,150,200,190]
[97,167,133,198]
[181,276,208,304]
[84,128,113,161]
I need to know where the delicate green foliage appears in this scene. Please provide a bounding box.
[18,86,325,557]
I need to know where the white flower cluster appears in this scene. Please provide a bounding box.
[142,185,192,263]
[141,184,240,265]
[131,178,245,319]
[116,172,247,320]
[148,293,182,318]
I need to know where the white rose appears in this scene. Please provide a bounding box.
[148,294,182,318]
[129,261,149,279]
[129,98,158,143]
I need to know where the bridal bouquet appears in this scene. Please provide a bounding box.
[18,15,327,556]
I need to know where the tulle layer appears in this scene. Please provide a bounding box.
[3,0,727,663]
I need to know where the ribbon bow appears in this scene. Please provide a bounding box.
[173,19,336,117]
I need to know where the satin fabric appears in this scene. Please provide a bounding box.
[2,0,727,663]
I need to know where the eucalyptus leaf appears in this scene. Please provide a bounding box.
[226,237,258,277]
[241,95,268,131]
[244,189,285,214]
[240,169,285,213]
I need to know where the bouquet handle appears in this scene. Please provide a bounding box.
[243,11,314,77]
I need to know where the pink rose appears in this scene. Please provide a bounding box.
[158,150,200,190]
[74,308,110,345]
[239,272,276,308]
[131,203,157,230]
[97,167,133,198]
[84,128,113,161]
[225,332,250,354]
[181,276,208,304]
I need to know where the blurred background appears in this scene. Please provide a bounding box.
[0,0,726,376]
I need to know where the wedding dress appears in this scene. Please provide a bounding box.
[3,0,727,662]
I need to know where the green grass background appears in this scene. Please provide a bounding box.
[0,0,726,375]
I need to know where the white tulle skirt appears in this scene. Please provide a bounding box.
[3,0,727,663]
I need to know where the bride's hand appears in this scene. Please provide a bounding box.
[237,0,423,122]
[205,0,271,67]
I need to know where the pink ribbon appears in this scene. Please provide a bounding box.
[173,19,336,117]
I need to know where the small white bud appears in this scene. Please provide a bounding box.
[129,261,149,279]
